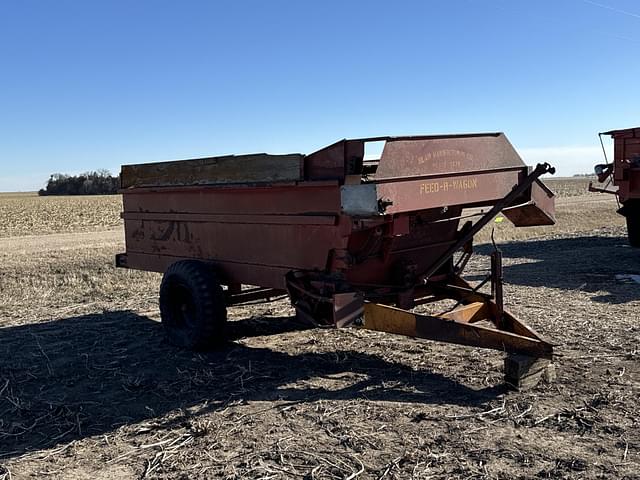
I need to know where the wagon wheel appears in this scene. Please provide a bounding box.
[624,200,640,248]
[159,260,227,349]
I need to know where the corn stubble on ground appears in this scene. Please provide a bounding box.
[0,179,638,479]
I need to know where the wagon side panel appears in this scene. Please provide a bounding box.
[120,184,350,289]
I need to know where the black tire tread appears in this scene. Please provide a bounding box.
[627,213,640,248]
[159,260,227,349]
[622,200,640,248]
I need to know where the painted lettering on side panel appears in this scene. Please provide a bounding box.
[419,177,479,195]
[416,149,474,171]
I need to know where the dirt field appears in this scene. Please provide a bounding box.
[0,178,638,479]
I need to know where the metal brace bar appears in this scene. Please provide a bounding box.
[421,162,555,281]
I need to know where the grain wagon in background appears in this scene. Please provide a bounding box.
[590,127,640,247]
[116,133,557,386]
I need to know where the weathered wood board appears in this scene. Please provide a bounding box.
[121,153,304,188]
[504,354,556,390]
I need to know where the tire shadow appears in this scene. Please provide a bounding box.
[0,311,504,459]
[474,235,640,304]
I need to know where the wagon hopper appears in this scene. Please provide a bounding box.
[590,127,640,247]
[117,133,557,385]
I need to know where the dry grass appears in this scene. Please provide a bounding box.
[544,176,597,198]
[475,195,624,244]
[474,177,622,244]
[0,246,159,323]
[0,192,122,238]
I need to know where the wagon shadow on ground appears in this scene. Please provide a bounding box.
[474,235,640,304]
[0,311,504,459]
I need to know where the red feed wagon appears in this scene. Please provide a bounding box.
[590,127,640,246]
[117,133,556,385]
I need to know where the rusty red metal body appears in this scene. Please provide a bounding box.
[117,133,556,359]
[591,127,640,202]
[590,127,640,246]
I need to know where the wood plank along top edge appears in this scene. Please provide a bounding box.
[121,153,305,188]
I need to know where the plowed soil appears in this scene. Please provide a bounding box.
[0,181,638,479]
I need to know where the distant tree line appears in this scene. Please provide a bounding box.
[38,170,120,196]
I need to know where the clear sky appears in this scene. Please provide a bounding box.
[1,0,639,191]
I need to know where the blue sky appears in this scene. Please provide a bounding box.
[1,0,639,191]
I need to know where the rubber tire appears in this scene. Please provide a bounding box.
[626,204,640,248]
[159,260,227,349]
